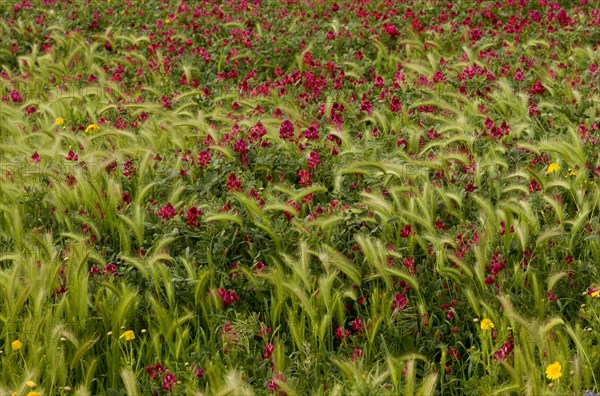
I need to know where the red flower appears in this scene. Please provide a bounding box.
[234,138,249,159]
[307,151,320,170]
[528,80,546,95]
[66,150,78,161]
[268,373,286,392]
[157,202,176,223]
[334,326,350,339]
[10,90,22,102]
[401,224,414,238]
[103,262,117,276]
[279,120,294,140]
[392,293,407,311]
[31,151,41,163]
[217,287,239,307]
[298,169,312,186]
[197,149,211,167]
[227,173,243,192]
[263,343,275,360]
[528,179,542,193]
[351,317,364,333]
[186,207,201,227]
[162,372,177,390]
[351,348,363,361]
[382,23,400,37]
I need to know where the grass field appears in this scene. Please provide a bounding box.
[0,0,599,395]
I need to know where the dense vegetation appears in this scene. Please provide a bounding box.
[0,0,599,394]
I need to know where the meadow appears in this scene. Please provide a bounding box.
[0,0,599,394]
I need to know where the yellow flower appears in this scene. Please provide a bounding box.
[545,163,560,175]
[480,318,494,330]
[26,380,36,387]
[27,392,40,396]
[545,361,562,380]
[11,339,23,351]
[591,290,600,298]
[248,5,253,10]
[567,169,577,177]
[119,330,135,341]
[56,117,65,125]
[165,18,171,24]
[85,124,100,134]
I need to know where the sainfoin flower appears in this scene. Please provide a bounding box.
[162,372,177,390]
[545,361,562,380]
[279,119,294,140]
[351,347,363,361]
[268,373,286,392]
[146,362,167,381]
[227,173,243,192]
[493,342,512,362]
[186,207,201,227]
[263,343,275,360]
[157,202,176,223]
[392,292,407,311]
[480,318,494,330]
[217,287,239,307]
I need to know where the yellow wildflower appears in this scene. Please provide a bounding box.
[545,163,560,175]
[480,318,494,330]
[567,169,577,177]
[591,290,600,298]
[26,380,36,388]
[165,18,171,24]
[85,124,100,134]
[248,5,253,10]
[545,361,562,380]
[27,392,40,396]
[119,330,135,341]
[56,117,65,125]
[11,339,23,351]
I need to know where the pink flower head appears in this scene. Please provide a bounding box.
[103,262,117,276]
[146,363,167,380]
[186,207,201,227]
[298,170,311,186]
[307,151,320,169]
[392,292,408,311]
[66,150,78,161]
[351,348,363,361]
[263,342,275,360]
[31,151,41,163]
[279,120,295,140]
[227,173,243,192]
[401,224,414,238]
[335,326,351,339]
[197,149,211,167]
[10,90,22,102]
[217,287,240,307]
[162,372,177,390]
[268,373,286,392]
[157,202,177,223]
